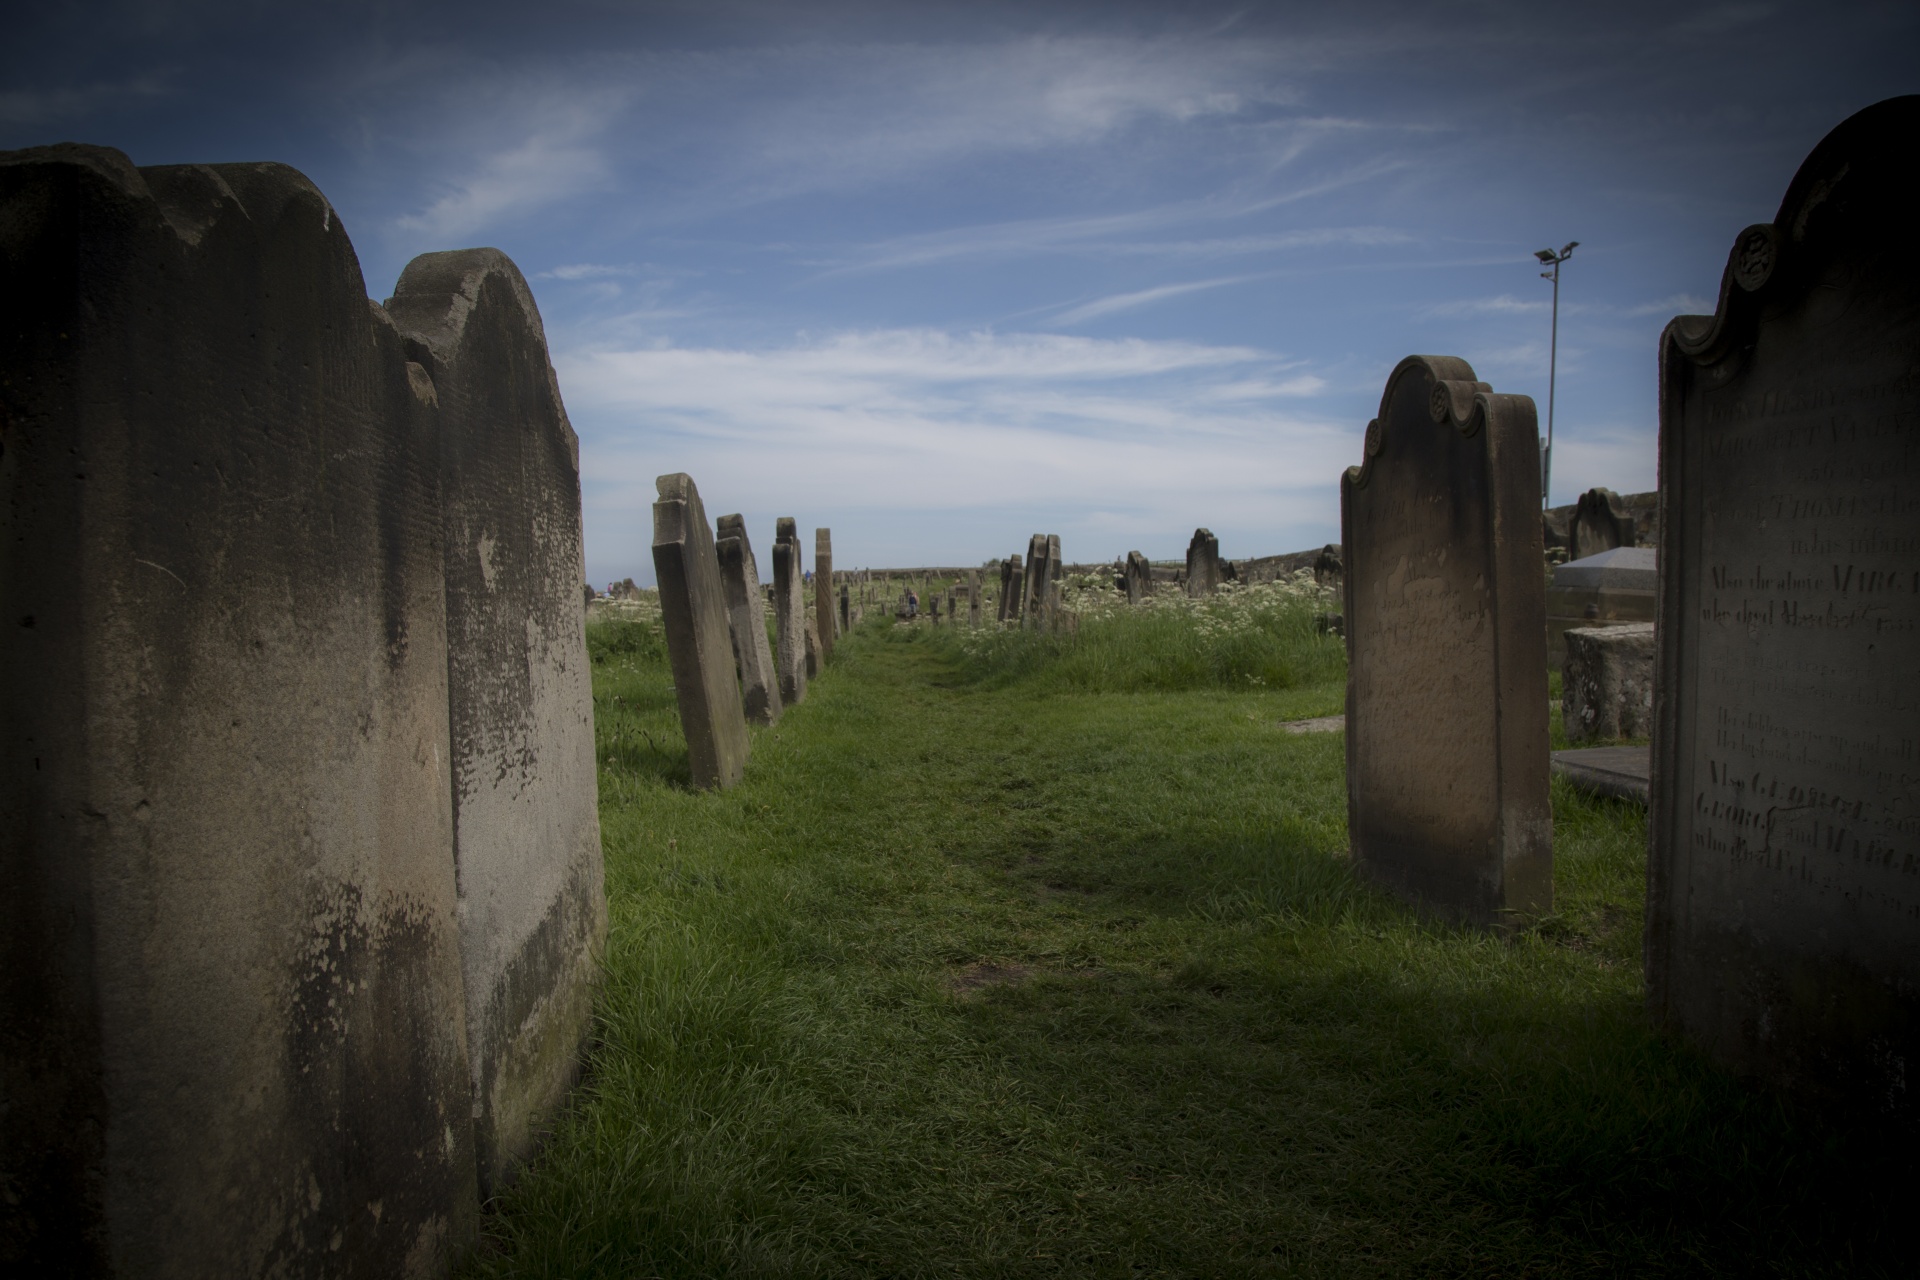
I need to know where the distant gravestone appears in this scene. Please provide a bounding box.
[1125,550,1153,604]
[999,556,1018,622]
[969,570,982,627]
[804,613,821,678]
[814,529,835,661]
[715,514,782,726]
[1569,487,1637,561]
[1648,97,1920,1117]
[1007,558,1027,625]
[1341,355,1552,925]
[1020,535,1047,623]
[652,474,749,788]
[1313,544,1344,589]
[387,248,607,1197]
[1185,529,1224,597]
[839,583,851,635]
[1,146,478,1270]
[772,518,808,707]
[1042,536,1063,627]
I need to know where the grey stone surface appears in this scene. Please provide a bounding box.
[1019,535,1047,623]
[1282,716,1346,735]
[1551,746,1650,805]
[1005,558,1026,625]
[715,514,782,727]
[772,518,808,707]
[1547,547,1658,671]
[386,248,607,1198]
[804,612,821,678]
[815,529,835,661]
[969,570,982,627]
[999,555,1020,622]
[1125,550,1153,604]
[1185,529,1224,597]
[652,474,749,789]
[1341,355,1552,926]
[1,146,477,1273]
[1562,623,1654,742]
[1569,487,1638,560]
[1647,97,1920,1120]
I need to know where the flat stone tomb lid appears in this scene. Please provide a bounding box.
[1551,545,1657,592]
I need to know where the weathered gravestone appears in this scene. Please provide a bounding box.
[1569,487,1637,560]
[969,570,982,627]
[815,529,836,661]
[772,518,808,707]
[1,146,477,1272]
[386,248,607,1197]
[1313,544,1345,589]
[1186,529,1224,597]
[999,555,1019,622]
[840,583,851,634]
[1647,97,1920,1118]
[1125,550,1153,604]
[1562,623,1654,742]
[805,613,821,678]
[1020,535,1048,624]
[652,474,749,789]
[715,514,782,726]
[1341,355,1552,925]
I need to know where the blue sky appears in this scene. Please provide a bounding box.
[6,2,1914,586]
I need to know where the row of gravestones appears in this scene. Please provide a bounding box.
[652,475,845,789]
[2,148,608,1272]
[1340,98,1916,1126]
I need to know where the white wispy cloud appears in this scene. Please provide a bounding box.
[0,71,173,125]
[1049,274,1274,326]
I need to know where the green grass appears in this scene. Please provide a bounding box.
[469,610,1903,1278]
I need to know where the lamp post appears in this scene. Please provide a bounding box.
[1533,241,1577,508]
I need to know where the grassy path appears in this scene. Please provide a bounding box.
[474,624,1897,1278]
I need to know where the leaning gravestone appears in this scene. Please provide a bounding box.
[715,514,782,726]
[969,570,983,627]
[386,249,607,1197]
[1186,529,1224,597]
[1020,535,1048,623]
[2,146,478,1271]
[999,556,1018,622]
[1648,97,1920,1118]
[772,518,808,707]
[653,474,750,788]
[815,529,836,661]
[1341,355,1552,925]
[1125,550,1153,604]
[1569,487,1637,560]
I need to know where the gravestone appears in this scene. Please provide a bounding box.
[839,583,850,635]
[386,248,607,1197]
[1546,546,1657,671]
[999,556,1019,622]
[1124,550,1153,604]
[1,146,477,1271]
[772,518,808,707]
[969,570,982,627]
[1569,487,1637,560]
[1186,529,1224,597]
[805,613,821,678]
[1340,355,1551,925]
[1313,544,1344,589]
[1647,97,1920,1118]
[1020,535,1048,623]
[814,529,835,662]
[715,514,782,726]
[1563,623,1654,742]
[652,474,749,789]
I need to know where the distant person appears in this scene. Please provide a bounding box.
[905,589,919,618]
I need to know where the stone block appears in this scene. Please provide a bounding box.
[652,474,749,789]
[1340,355,1551,926]
[1562,623,1654,742]
[771,518,807,707]
[1647,98,1920,1120]
[1,146,477,1272]
[386,248,607,1197]
[715,514,781,726]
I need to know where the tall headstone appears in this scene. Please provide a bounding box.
[1042,535,1063,629]
[652,474,749,789]
[839,583,851,635]
[998,556,1018,622]
[1185,529,1224,597]
[1569,487,1637,560]
[1125,550,1153,604]
[968,570,982,627]
[804,613,821,678]
[386,249,607,1197]
[1647,97,1920,1117]
[1340,355,1551,926]
[771,518,808,707]
[1007,559,1027,625]
[814,528,836,661]
[715,514,782,726]
[1,146,477,1272]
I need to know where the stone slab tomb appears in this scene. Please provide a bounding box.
[715,514,782,726]
[1,146,479,1273]
[653,474,750,788]
[1186,529,1224,597]
[1546,546,1657,671]
[1562,623,1654,743]
[1551,746,1651,806]
[1647,97,1920,1120]
[772,518,808,707]
[815,528,836,661]
[385,249,607,1198]
[1341,356,1552,926]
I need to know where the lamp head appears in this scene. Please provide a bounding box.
[1533,248,1557,263]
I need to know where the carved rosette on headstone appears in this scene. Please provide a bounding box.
[1340,355,1552,926]
[386,248,607,1198]
[1647,96,1920,1119]
[772,517,807,707]
[1568,487,1637,561]
[1185,529,1223,597]
[715,514,782,726]
[1,146,478,1270]
[814,529,835,662]
[652,474,750,788]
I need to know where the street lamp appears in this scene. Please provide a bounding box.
[1534,241,1577,508]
